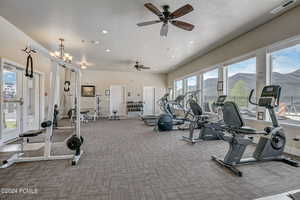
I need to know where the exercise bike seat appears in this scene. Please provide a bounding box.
[222,102,257,135]
[19,130,44,138]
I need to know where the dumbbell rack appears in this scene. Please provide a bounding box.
[127,101,143,117]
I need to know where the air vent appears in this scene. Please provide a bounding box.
[270,0,297,14]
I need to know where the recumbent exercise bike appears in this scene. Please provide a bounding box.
[182,95,227,144]
[211,85,299,177]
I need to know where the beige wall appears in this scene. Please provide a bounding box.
[80,70,167,116]
[167,5,300,86]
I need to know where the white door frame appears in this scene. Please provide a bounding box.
[0,58,45,145]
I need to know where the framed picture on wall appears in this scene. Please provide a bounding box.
[81,85,96,97]
[217,81,223,92]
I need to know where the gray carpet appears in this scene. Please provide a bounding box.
[0,119,300,200]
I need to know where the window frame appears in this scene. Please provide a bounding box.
[265,37,300,127]
[170,34,300,127]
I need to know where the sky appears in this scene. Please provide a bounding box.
[203,43,300,78]
[203,68,218,80]
[272,43,300,74]
[228,57,256,77]
[187,76,197,86]
[4,71,16,84]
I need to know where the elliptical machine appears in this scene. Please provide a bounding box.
[182,95,227,144]
[211,85,299,177]
[156,91,196,132]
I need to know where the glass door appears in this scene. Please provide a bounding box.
[1,65,23,142]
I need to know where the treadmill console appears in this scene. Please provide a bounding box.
[258,85,281,107]
[215,95,227,106]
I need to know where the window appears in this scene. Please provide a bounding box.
[186,76,197,92]
[270,43,300,126]
[174,80,183,98]
[3,69,17,130]
[227,57,256,119]
[203,68,218,112]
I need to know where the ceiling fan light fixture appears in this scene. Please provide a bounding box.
[138,3,195,37]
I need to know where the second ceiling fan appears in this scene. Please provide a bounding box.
[137,3,195,37]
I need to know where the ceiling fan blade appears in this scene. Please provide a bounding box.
[171,20,194,31]
[170,4,194,19]
[144,3,163,17]
[160,23,168,37]
[137,20,162,26]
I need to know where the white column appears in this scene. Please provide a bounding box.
[198,74,204,106]
[75,70,81,137]
[44,61,59,156]
[0,59,3,142]
[218,65,226,96]
[256,48,268,120]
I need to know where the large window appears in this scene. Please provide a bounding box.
[203,68,218,111]
[270,43,300,125]
[174,79,183,98]
[186,76,197,92]
[227,57,256,119]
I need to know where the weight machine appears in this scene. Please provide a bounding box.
[1,45,83,168]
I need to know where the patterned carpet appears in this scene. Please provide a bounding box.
[0,119,300,200]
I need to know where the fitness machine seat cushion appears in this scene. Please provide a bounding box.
[222,101,244,128]
[189,99,203,116]
[19,130,44,138]
[238,126,257,134]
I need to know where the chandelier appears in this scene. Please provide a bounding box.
[50,38,73,63]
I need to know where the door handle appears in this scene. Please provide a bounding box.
[3,98,24,105]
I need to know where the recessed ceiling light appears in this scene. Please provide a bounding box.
[189,41,194,44]
[171,55,175,59]
[102,30,108,34]
[105,49,111,52]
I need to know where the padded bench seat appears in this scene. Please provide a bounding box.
[19,130,44,138]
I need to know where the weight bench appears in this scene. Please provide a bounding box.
[19,129,44,138]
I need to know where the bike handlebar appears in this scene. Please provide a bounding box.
[249,89,258,106]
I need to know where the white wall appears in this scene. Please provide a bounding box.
[80,70,167,116]
[167,5,300,86]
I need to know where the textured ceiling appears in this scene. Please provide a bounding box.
[0,0,299,73]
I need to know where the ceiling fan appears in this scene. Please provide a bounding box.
[134,61,151,71]
[137,3,195,37]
